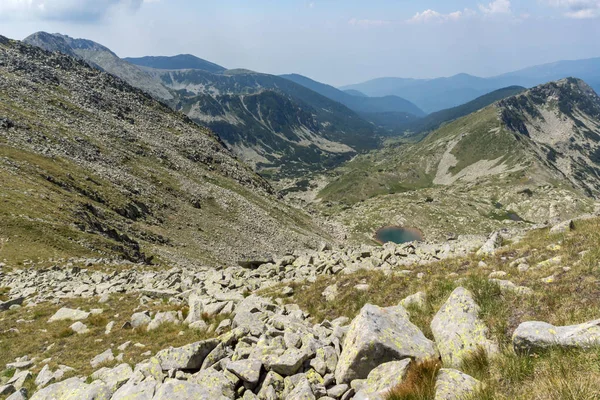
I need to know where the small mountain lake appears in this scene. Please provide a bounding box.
[375,226,424,245]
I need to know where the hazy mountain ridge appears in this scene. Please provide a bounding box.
[125,54,226,74]
[0,35,330,267]
[342,60,600,113]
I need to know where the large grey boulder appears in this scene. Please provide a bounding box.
[513,319,600,354]
[335,304,437,384]
[184,293,204,324]
[226,359,262,385]
[232,296,276,335]
[354,359,411,400]
[435,369,481,400]
[550,220,574,234]
[130,312,152,329]
[152,380,229,400]
[48,308,90,323]
[111,379,156,400]
[189,368,236,398]
[431,287,498,368]
[30,377,112,400]
[147,311,179,331]
[91,363,133,391]
[90,349,115,369]
[287,379,315,400]
[155,338,219,370]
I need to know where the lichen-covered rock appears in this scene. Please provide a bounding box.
[152,380,229,400]
[110,380,156,400]
[90,349,115,369]
[476,232,502,256]
[226,359,262,385]
[550,220,574,234]
[130,312,152,329]
[30,377,112,400]
[435,369,481,400]
[400,292,427,309]
[335,303,437,384]
[189,368,236,398]
[155,339,219,370]
[354,359,411,400]
[91,363,133,391]
[287,379,315,400]
[513,319,600,354]
[147,311,179,331]
[431,287,498,368]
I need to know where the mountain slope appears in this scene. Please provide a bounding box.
[23,32,173,101]
[24,33,378,178]
[0,35,330,267]
[281,73,425,116]
[318,79,600,242]
[125,54,226,73]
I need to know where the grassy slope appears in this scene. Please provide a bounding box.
[263,216,600,399]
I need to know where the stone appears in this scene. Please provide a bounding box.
[185,293,205,324]
[48,308,90,323]
[431,287,498,368]
[268,348,311,377]
[400,292,427,309]
[6,389,28,400]
[147,311,179,331]
[322,285,338,302]
[111,379,157,400]
[91,363,133,391]
[155,338,219,370]
[550,220,575,234]
[130,312,151,329]
[435,369,481,400]
[476,232,503,256]
[490,279,534,296]
[189,320,209,331]
[287,379,315,400]
[30,377,112,400]
[226,359,262,385]
[8,371,32,390]
[90,349,114,368]
[105,321,115,335]
[152,379,229,400]
[0,385,15,396]
[35,365,55,388]
[513,319,600,354]
[335,303,437,384]
[189,368,236,399]
[354,359,411,400]
[70,321,90,334]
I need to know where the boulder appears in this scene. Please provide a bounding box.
[513,319,600,354]
[550,220,574,234]
[400,292,427,309]
[91,363,133,391]
[152,380,229,400]
[90,349,115,369]
[111,379,157,400]
[335,304,437,384]
[70,321,90,334]
[48,308,90,323]
[30,378,112,400]
[431,287,498,368]
[287,378,315,400]
[226,359,262,385]
[147,311,179,331]
[155,339,219,370]
[435,369,481,400]
[6,389,28,400]
[130,312,152,329]
[354,359,411,400]
[189,368,236,399]
[476,232,502,256]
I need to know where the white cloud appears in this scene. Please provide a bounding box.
[479,0,512,14]
[0,0,145,21]
[408,8,476,23]
[545,0,600,18]
[348,18,391,27]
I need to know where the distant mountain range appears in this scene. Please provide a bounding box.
[341,59,600,113]
[125,54,227,73]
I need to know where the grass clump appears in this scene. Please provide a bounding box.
[386,359,442,400]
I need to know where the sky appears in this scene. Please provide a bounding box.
[0,0,599,86]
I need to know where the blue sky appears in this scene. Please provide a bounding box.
[1,0,599,85]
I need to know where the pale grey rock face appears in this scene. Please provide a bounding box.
[287,379,315,400]
[226,359,263,385]
[130,312,152,329]
[354,359,411,400]
[34,365,55,388]
[147,311,179,331]
[30,377,112,400]
[489,279,534,296]
[335,303,437,384]
[91,363,133,392]
[431,287,498,368]
[513,319,600,354]
[155,339,219,370]
[189,368,236,399]
[435,368,481,400]
[70,321,90,334]
[90,349,115,369]
[47,307,90,323]
[6,388,28,400]
[550,220,574,234]
[152,380,229,400]
[400,292,427,309]
[110,379,157,400]
[476,231,503,256]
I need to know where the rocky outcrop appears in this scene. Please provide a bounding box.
[513,319,600,354]
[431,287,498,368]
[335,304,437,384]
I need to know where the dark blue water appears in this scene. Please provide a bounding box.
[375,227,424,244]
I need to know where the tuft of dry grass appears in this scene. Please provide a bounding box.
[386,359,442,400]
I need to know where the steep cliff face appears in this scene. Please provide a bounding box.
[0,35,329,267]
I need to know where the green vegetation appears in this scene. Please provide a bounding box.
[264,217,600,399]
